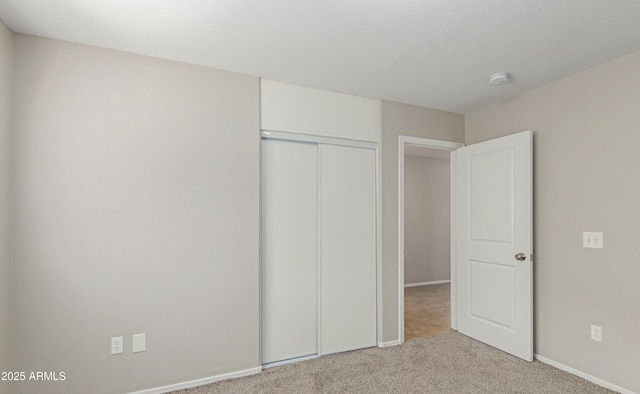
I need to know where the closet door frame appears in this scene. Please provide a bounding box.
[260,130,381,362]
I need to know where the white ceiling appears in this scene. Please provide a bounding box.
[1,0,639,114]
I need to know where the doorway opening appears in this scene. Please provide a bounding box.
[398,136,464,343]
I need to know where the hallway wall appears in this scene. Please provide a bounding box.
[404,155,450,285]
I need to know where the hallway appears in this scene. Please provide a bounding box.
[404,283,452,340]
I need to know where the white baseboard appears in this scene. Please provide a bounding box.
[128,367,263,394]
[263,354,319,368]
[534,354,636,394]
[378,339,401,348]
[404,280,450,288]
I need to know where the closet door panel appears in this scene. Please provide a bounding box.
[261,139,318,364]
[321,144,377,355]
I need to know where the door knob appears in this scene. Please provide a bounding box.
[515,252,526,261]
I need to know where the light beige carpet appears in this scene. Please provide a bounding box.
[172,332,616,394]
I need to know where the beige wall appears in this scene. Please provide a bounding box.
[466,50,640,392]
[0,20,12,394]
[404,155,450,285]
[381,100,464,341]
[11,35,260,394]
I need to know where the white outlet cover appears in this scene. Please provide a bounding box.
[133,333,146,353]
[111,336,124,355]
[590,325,603,342]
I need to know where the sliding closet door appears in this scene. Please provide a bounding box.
[320,144,377,355]
[261,139,318,364]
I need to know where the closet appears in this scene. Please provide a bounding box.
[261,136,377,365]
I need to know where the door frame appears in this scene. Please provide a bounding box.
[398,136,464,344]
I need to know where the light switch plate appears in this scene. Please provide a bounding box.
[132,333,146,353]
[583,232,603,249]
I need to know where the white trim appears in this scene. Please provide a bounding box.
[398,138,405,344]
[128,367,262,394]
[398,136,464,345]
[376,139,383,346]
[449,150,458,331]
[261,130,377,150]
[258,86,264,366]
[402,136,463,150]
[258,124,264,372]
[263,354,319,369]
[378,339,401,348]
[316,144,323,356]
[404,280,451,288]
[534,354,637,394]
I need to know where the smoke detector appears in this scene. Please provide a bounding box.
[488,72,510,85]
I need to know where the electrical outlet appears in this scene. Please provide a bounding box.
[111,336,124,354]
[590,325,603,342]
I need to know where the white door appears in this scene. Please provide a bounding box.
[456,130,533,361]
[321,144,377,355]
[261,139,318,364]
